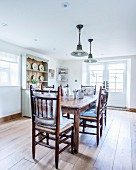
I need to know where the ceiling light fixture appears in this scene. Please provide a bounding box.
[1,23,8,27]
[62,2,70,8]
[84,39,97,63]
[34,39,38,42]
[71,24,88,57]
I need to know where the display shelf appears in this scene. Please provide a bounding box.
[57,67,68,82]
[22,54,48,89]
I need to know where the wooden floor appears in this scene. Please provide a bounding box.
[0,109,136,170]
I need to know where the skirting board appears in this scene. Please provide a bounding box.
[0,113,22,124]
[128,108,136,112]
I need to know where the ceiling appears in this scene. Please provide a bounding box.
[0,0,136,60]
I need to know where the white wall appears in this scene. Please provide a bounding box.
[0,40,61,118]
[48,58,60,88]
[60,60,83,91]
[0,87,21,117]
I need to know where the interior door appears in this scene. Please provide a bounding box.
[88,62,127,108]
[105,62,127,107]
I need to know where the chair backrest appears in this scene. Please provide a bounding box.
[81,85,96,95]
[41,84,55,90]
[96,86,105,118]
[102,88,109,107]
[60,84,71,96]
[30,85,61,130]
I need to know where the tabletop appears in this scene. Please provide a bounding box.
[61,95,98,109]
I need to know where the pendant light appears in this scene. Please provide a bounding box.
[71,24,88,57]
[84,39,97,63]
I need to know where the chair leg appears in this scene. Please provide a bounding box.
[100,115,103,137]
[83,120,86,132]
[46,133,49,145]
[67,113,70,119]
[71,126,74,154]
[32,125,35,159]
[97,121,100,146]
[55,136,59,169]
[105,109,107,126]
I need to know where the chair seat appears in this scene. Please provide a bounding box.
[35,117,74,133]
[80,109,97,118]
[90,102,96,109]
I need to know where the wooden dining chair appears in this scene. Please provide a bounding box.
[79,86,104,145]
[30,85,74,169]
[102,88,109,126]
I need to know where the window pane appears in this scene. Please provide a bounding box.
[109,70,124,74]
[0,71,8,83]
[88,64,104,71]
[116,74,123,83]
[89,69,103,86]
[97,82,102,87]
[90,83,96,86]
[10,63,19,85]
[90,76,96,82]
[109,74,115,83]
[0,60,19,86]
[108,63,125,70]
[116,83,123,91]
[109,83,115,90]
[97,75,103,82]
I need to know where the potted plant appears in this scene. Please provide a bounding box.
[31,77,37,88]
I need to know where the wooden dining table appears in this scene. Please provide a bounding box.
[61,95,97,153]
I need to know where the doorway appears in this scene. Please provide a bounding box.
[87,61,127,107]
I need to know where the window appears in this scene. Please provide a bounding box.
[88,64,104,87]
[0,52,19,86]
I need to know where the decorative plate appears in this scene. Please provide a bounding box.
[26,61,30,69]
[26,74,30,81]
[32,75,38,81]
[32,63,38,70]
[39,76,44,81]
[39,64,44,71]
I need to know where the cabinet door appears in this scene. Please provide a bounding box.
[22,90,31,117]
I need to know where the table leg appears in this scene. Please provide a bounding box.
[74,110,80,154]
